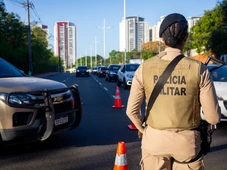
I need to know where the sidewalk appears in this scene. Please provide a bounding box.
[33,72,60,78]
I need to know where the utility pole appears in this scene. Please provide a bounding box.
[98,19,112,66]
[26,0,33,75]
[90,45,93,68]
[94,36,100,66]
[124,0,127,64]
[58,38,61,72]
[85,50,87,66]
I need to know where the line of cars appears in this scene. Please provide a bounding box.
[91,63,140,89]
[90,59,227,122]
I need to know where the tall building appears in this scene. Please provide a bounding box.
[151,16,201,42]
[151,25,158,41]
[119,16,149,52]
[154,16,165,41]
[187,16,201,31]
[54,21,77,68]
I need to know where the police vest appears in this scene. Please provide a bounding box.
[143,55,202,130]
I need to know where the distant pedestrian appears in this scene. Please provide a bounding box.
[126,13,221,170]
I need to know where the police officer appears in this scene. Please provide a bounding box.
[126,13,221,170]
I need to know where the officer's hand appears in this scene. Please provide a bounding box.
[138,131,143,138]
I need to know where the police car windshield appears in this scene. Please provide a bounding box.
[126,64,139,71]
[208,65,227,82]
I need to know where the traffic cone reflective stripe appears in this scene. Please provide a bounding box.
[128,122,137,130]
[115,87,120,96]
[114,154,127,169]
[112,86,124,108]
[113,142,128,170]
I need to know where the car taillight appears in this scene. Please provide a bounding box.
[71,98,75,106]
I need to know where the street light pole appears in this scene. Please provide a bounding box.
[95,36,97,66]
[98,19,112,66]
[90,45,93,68]
[124,0,127,64]
[85,50,87,66]
[94,36,100,66]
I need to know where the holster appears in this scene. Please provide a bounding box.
[199,121,213,155]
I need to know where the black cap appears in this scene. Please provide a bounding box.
[159,13,187,38]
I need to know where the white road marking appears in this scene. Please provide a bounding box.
[63,80,66,82]
[99,83,102,85]
[104,87,108,91]
[113,95,116,99]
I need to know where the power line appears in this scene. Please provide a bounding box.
[30,2,42,24]
[7,0,42,24]
[6,0,24,8]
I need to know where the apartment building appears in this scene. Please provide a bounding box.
[54,21,77,68]
[119,16,150,52]
[187,16,201,31]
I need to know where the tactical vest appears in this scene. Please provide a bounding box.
[143,55,202,130]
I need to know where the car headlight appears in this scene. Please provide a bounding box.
[86,70,89,72]
[0,93,7,101]
[109,71,115,75]
[77,70,79,72]
[8,93,33,106]
[217,95,224,101]
[126,74,133,78]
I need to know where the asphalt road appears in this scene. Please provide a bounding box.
[0,72,227,170]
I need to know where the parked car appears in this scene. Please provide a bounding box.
[0,57,82,145]
[76,66,89,77]
[117,63,140,89]
[105,64,121,82]
[201,64,227,122]
[97,66,107,78]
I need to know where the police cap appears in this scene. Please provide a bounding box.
[159,13,187,38]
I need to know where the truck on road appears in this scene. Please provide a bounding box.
[0,57,82,146]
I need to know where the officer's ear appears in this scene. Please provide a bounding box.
[161,37,165,44]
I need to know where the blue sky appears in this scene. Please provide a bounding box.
[4,0,219,59]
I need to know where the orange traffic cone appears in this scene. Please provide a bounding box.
[113,141,128,170]
[128,122,137,130]
[112,86,124,108]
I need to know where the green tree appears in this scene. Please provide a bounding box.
[191,0,227,58]
[0,1,28,68]
[0,1,60,74]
